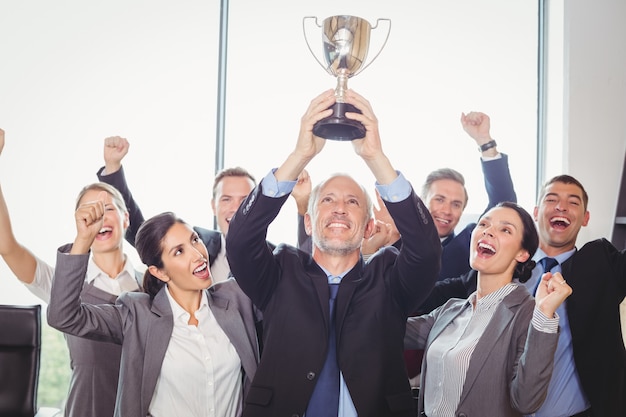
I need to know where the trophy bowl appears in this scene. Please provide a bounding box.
[303,15,390,141]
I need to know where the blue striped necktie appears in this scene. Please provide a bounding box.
[306,283,340,416]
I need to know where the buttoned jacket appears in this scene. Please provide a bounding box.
[226,183,441,417]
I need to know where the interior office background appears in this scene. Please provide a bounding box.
[0,0,624,408]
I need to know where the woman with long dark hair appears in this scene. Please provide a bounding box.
[48,201,259,417]
[405,202,572,417]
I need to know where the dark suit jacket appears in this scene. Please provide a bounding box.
[405,285,558,417]
[226,183,441,417]
[426,238,626,416]
[47,245,260,417]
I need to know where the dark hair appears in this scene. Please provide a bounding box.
[135,212,186,298]
[494,202,538,282]
[537,174,589,211]
[212,167,256,200]
[421,168,469,208]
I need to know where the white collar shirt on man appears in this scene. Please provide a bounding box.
[209,234,231,284]
[149,287,242,417]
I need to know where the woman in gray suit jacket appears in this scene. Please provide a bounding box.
[405,202,572,417]
[48,204,260,417]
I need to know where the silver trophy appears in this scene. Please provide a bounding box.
[303,15,391,140]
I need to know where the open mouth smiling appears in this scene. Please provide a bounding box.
[550,216,571,230]
[477,241,496,257]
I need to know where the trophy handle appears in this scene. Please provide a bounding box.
[353,18,391,76]
[302,16,335,76]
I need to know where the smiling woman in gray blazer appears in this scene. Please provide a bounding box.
[48,204,260,417]
[405,202,572,417]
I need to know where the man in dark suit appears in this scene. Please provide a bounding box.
[226,89,441,417]
[421,111,517,280]
[420,174,626,417]
[96,136,258,284]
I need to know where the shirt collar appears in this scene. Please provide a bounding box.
[319,265,352,284]
[85,255,137,284]
[165,286,209,323]
[467,282,518,312]
[532,247,576,265]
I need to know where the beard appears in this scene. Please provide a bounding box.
[312,231,362,256]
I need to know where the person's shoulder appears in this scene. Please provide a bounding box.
[576,237,620,256]
[505,285,534,307]
[117,290,151,307]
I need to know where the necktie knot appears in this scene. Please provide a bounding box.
[533,257,559,295]
[540,257,559,272]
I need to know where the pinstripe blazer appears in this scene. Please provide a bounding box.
[47,245,260,417]
[405,285,558,417]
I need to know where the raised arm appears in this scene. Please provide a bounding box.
[346,90,397,185]
[96,136,145,247]
[47,192,124,344]
[0,129,38,283]
[273,90,332,181]
[461,112,517,213]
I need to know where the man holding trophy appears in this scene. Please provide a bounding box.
[226,87,440,417]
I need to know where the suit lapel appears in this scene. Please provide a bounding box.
[304,257,334,329]
[457,286,525,404]
[209,288,258,380]
[142,290,174,410]
[334,259,363,338]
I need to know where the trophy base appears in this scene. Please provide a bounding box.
[313,102,366,141]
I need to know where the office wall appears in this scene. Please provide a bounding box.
[559,0,626,345]
[559,0,626,244]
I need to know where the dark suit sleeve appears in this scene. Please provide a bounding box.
[297,214,312,254]
[384,189,442,314]
[226,184,290,309]
[481,153,517,215]
[97,166,145,248]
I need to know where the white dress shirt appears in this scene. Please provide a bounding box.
[149,287,243,417]
[209,234,231,284]
[26,255,139,303]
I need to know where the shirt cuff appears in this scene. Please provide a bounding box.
[375,171,411,202]
[261,168,296,198]
[531,306,560,333]
[480,153,502,162]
